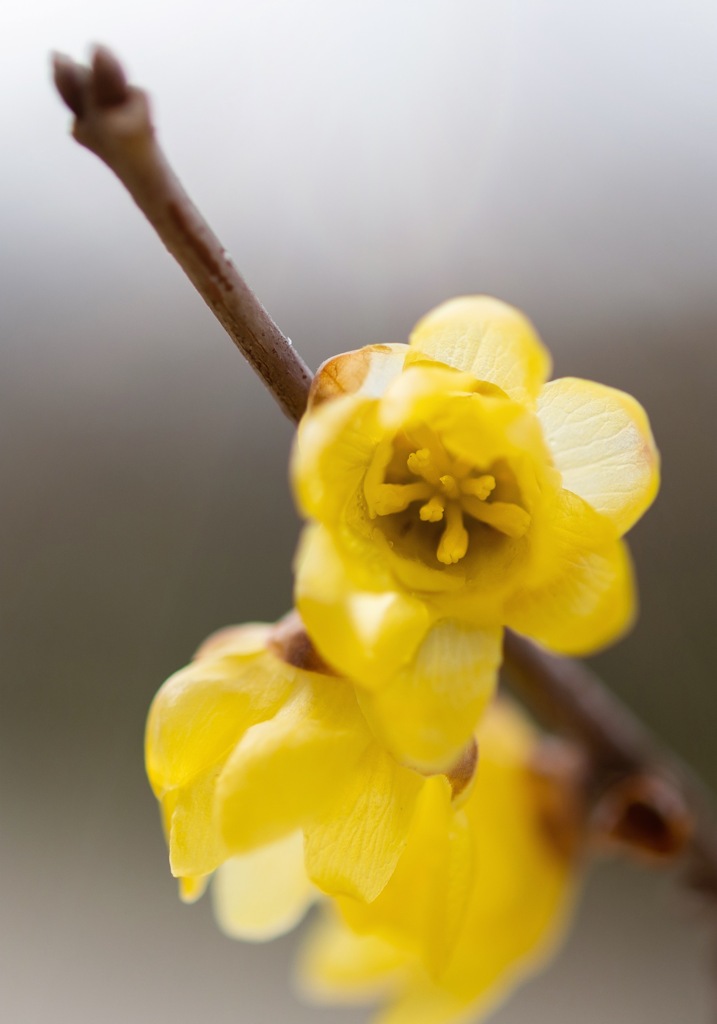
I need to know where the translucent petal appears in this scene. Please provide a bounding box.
[162,766,226,879]
[409,296,551,405]
[305,746,423,902]
[217,681,369,853]
[537,377,660,535]
[339,775,472,977]
[212,830,315,942]
[293,393,381,525]
[357,621,502,772]
[504,490,636,655]
[297,910,407,1003]
[295,524,431,689]
[178,874,209,904]
[309,344,409,407]
[145,642,293,795]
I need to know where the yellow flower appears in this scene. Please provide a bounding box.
[298,699,583,1024]
[292,296,659,769]
[145,614,475,914]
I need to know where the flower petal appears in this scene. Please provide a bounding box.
[305,746,424,902]
[309,344,409,407]
[504,490,636,655]
[161,766,226,880]
[217,681,369,853]
[409,297,551,405]
[145,638,292,796]
[212,830,315,942]
[297,909,407,1003]
[357,621,502,772]
[537,377,659,535]
[293,393,381,525]
[295,524,432,689]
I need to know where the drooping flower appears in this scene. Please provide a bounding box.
[145,613,478,911]
[297,699,584,1024]
[292,296,659,769]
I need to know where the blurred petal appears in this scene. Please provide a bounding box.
[178,874,209,904]
[358,621,502,772]
[538,377,659,535]
[309,344,409,407]
[298,909,407,1003]
[409,297,551,405]
[295,524,431,689]
[339,776,472,977]
[217,682,368,852]
[305,746,423,902]
[504,490,636,655]
[212,831,315,942]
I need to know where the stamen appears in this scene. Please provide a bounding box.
[439,474,460,499]
[462,497,531,538]
[461,474,496,501]
[437,504,469,564]
[419,496,445,522]
[370,481,433,517]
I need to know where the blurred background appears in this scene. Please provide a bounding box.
[2,1,716,1021]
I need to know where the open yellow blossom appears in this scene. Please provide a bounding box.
[145,614,478,914]
[292,296,659,769]
[298,699,583,1024]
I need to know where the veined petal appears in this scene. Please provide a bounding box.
[309,344,410,407]
[305,746,424,902]
[145,641,293,796]
[162,766,226,880]
[409,297,551,406]
[212,831,315,942]
[504,490,636,655]
[217,681,369,853]
[357,621,502,772]
[293,392,381,525]
[295,524,432,690]
[537,377,660,536]
[339,776,473,977]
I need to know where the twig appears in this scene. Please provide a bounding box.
[53,47,717,900]
[503,632,717,898]
[52,47,312,422]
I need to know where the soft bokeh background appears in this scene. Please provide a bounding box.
[2,1,716,1021]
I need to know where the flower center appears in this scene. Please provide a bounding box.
[364,428,531,565]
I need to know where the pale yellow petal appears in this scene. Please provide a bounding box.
[305,745,424,902]
[295,524,432,689]
[538,377,660,535]
[193,623,272,662]
[357,621,502,772]
[409,296,551,405]
[178,874,210,904]
[145,646,293,796]
[212,830,315,942]
[309,344,409,407]
[293,393,381,525]
[161,766,226,880]
[217,681,369,853]
[504,490,636,655]
[297,909,408,1003]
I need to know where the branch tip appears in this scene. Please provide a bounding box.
[90,45,129,108]
[52,52,88,117]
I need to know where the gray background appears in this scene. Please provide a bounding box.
[2,1,716,1021]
